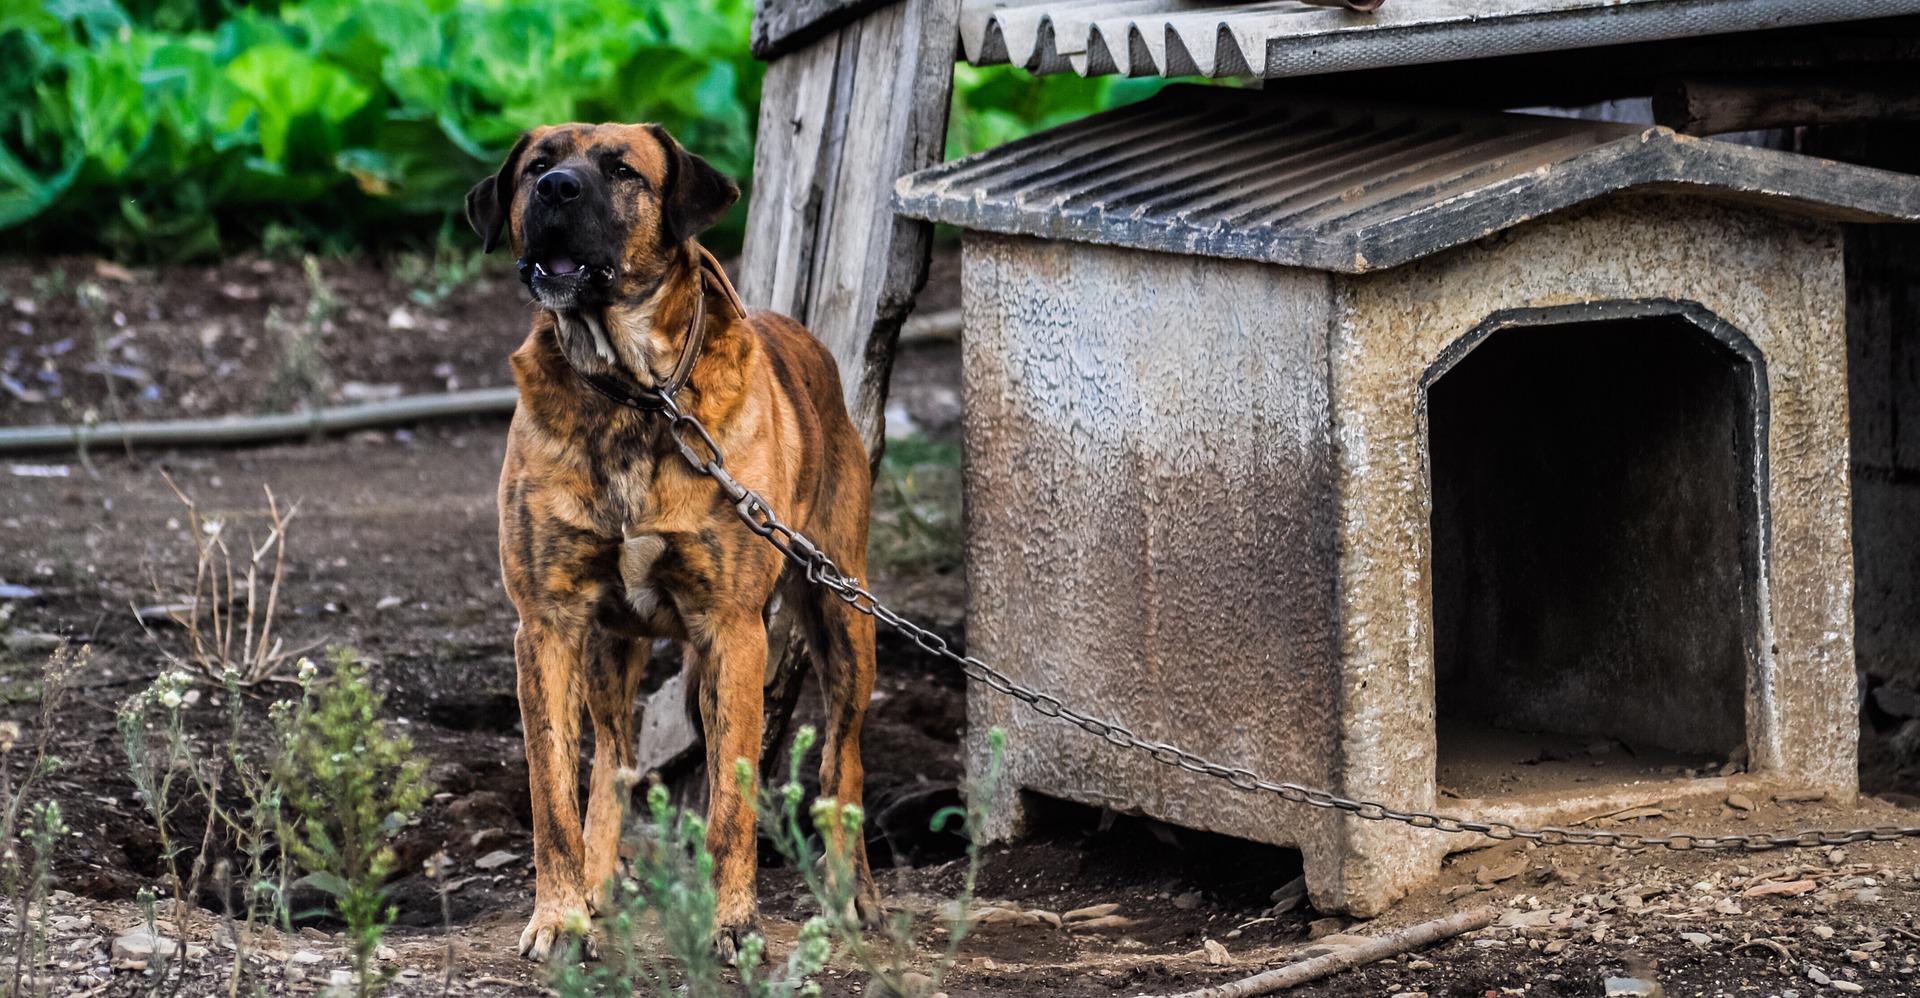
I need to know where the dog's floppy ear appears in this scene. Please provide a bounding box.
[466,131,535,254]
[651,125,740,244]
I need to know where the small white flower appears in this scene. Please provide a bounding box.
[158,690,183,710]
[297,657,318,681]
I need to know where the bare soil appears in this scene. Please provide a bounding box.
[2,252,1920,997]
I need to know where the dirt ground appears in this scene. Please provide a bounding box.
[4,251,1920,997]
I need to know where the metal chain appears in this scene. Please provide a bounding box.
[653,395,1920,853]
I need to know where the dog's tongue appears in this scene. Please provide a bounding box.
[546,256,580,275]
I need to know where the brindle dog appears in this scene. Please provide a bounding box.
[466,123,879,961]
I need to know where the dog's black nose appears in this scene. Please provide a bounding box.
[535,169,582,204]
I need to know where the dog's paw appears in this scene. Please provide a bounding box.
[519,904,594,962]
[712,920,761,967]
[854,884,887,929]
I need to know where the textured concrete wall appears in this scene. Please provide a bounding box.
[1332,194,1857,914]
[1846,224,1920,688]
[959,236,1345,872]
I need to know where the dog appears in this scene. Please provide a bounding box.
[465,123,880,961]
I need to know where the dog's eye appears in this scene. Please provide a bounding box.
[526,159,550,175]
[612,163,639,180]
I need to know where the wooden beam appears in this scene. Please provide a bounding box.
[648,0,960,785]
[752,0,894,60]
[1654,74,1920,135]
[741,0,960,453]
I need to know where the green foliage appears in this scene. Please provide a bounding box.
[275,648,432,997]
[870,432,963,576]
[0,0,763,260]
[548,777,833,998]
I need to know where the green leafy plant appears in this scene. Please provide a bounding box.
[0,644,79,998]
[274,648,432,998]
[2,0,764,260]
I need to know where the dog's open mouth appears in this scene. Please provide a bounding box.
[524,254,618,306]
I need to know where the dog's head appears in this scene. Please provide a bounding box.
[466,123,739,311]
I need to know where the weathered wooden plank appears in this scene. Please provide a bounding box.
[656,0,959,781]
[752,0,895,61]
[1655,74,1920,135]
[742,0,961,451]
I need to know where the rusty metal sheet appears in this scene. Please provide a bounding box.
[958,0,1920,79]
[896,87,1920,274]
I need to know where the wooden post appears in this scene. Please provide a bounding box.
[739,0,961,453]
[637,0,959,779]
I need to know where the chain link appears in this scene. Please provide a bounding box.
[652,395,1920,853]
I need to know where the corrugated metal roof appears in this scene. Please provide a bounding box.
[895,87,1920,273]
[959,0,1920,79]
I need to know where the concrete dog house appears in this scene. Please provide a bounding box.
[895,87,1920,915]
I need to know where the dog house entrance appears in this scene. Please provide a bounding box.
[1428,311,1760,798]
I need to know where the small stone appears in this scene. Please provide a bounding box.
[1063,903,1120,922]
[1407,959,1434,970]
[1681,932,1712,948]
[1832,982,1865,994]
[897,971,936,997]
[1604,978,1665,997]
[1543,938,1569,955]
[1202,939,1229,965]
[1172,891,1202,910]
[1807,966,1832,985]
[474,849,521,870]
[1828,848,1847,866]
[1068,914,1137,931]
[290,950,325,965]
[112,931,177,970]
[1814,925,1837,939]
[375,595,405,611]
[1714,898,1742,915]
[1307,917,1345,940]
[1391,993,1430,998]
[331,969,355,987]
[1726,793,1756,812]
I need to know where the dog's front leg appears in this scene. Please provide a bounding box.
[697,612,768,960]
[516,620,591,961]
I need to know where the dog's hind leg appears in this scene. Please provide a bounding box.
[583,636,648,913]
[802,581,882,924]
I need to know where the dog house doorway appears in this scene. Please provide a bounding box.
[1426,303,1766,798]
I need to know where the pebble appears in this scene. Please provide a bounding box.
[1807,966,1832,985]
[1390,993,1430,998]
[1604,977,1664,997]
[1062,903,1120,922]
[111,930,177,970]
[1726,793,1756,812]
[474,849,521,870]
[1832,982,1865,994]
[1306,917,1345,940]
[289,950,324,965]
[1172,891,1202,911]
[1067,914,1137,931]
[1681,932,1712,947]
[1202,939,1229,966]
[1814,925,1836,939]
[1407,959,1435,971]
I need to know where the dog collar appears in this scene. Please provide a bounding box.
[554,246,745,413]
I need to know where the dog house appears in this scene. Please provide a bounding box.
[894,87,1920,914]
